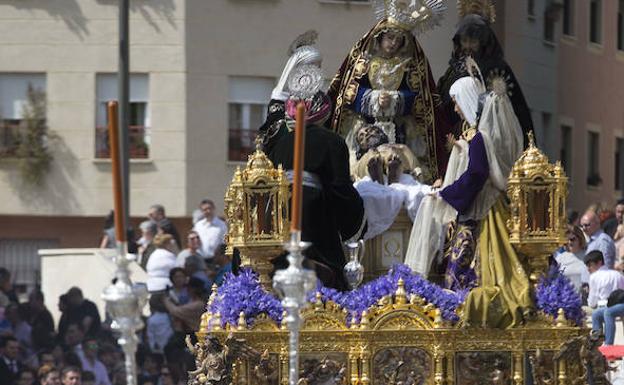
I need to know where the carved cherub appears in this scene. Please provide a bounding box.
[297,357,348,385]
[252,350,279,385]
[186,333,259,385]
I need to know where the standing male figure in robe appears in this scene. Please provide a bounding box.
[267,92,366,290]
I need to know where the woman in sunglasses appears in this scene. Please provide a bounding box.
[555,225,589,292]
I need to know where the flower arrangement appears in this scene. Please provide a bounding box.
[208,268,283,328]
[312,264,466,324]
[535,265,584,326]
[209,265,467,328]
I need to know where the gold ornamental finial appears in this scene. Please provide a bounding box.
[360,311,370,330]
[237,311,247,330]
[510,131,549,177]
[395,278,407,305]
[555,308,567,328]
[528,131,535,148]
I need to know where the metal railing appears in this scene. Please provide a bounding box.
[228,128,257,162]
[95,125,149,159]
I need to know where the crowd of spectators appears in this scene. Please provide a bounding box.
[0,198,231,385]
[557,199,624,345]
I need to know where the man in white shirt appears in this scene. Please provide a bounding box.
[586,250,624,345]
[192,199,228,259]
[582,210,617,268]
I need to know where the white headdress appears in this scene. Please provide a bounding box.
[271,30,322,101]
[449,77,484,127]
[372,0,447,35]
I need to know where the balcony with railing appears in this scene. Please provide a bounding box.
[95,125,149,159]
[228,128,257,162]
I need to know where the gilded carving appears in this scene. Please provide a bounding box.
[298,353,348,385]
[455,352,511,385]
[372,347,430,385]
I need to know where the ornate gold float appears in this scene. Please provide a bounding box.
[188,141,609,385]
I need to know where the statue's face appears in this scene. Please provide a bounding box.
[380,30,404,57]
[356,126,384,151]
[460,35,480,56]
[451,96,467,122]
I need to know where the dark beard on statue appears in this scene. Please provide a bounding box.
[357,129,389,160]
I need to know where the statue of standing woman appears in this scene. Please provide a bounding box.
[327,0,449,183]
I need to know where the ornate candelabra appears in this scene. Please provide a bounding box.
[273,231,317,385]
[102,101,149,385]
[507,133,568,284]
[224,139,291,290]
[102,245,148,385]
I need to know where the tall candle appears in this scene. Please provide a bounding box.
[291,103,306,232]
[107,101,126,243]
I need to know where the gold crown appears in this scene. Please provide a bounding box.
[458,0,496,23]
[373,0,447,35]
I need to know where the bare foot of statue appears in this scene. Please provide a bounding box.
[367,155,384,184]
[387,155,402,184]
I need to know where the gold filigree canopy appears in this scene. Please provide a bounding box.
[507,133,568,282]
[457,0,496,23]
[372,0,447,35]
[224,139,290,288]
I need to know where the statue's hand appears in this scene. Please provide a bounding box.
[432,178,443,189]
[445,133,456,150]
[379,92,392,109]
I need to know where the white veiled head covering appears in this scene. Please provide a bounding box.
[449,76,484,127]
[271,45,322,101]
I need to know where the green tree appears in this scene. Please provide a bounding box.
[15,85,52,186]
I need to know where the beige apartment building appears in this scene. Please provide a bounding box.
[0,0,460,287]
[4,0,618,289]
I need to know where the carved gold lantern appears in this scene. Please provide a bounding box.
[507,133,567,283]
[224,140,290,289]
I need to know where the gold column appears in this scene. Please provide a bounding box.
[512,352,524,385]
[280,346,288,385]
[349,346,360,385]
[557,357,567,385]
[445,350,454,385]
[434,347,445,385]
[360,344,371,385]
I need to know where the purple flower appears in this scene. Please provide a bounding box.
[211,265,467,328]
[535,265,584,326]
[208,269,283,328]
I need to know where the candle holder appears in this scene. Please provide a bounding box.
[273,231,317,385]
[224,139,291,290]
[102,242,148,385]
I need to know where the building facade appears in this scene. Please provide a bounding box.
[0,0,458,288]
[557,0,624,212]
